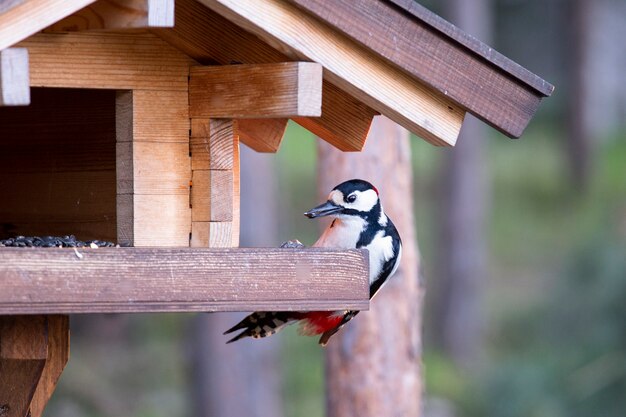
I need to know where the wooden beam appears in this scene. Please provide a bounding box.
[0,247,370,313]
[28,316,70,417]
[290,0,552,138]
[189,63,322,119]
[115,90,191,247]
[237,119,287,153]
[200,0,465,146]
[0,316,48,417]
[18,31,194,91]
[45,0,174,32]
[0,0,96,51]
[0,48,29,106]
[153,0,376,151]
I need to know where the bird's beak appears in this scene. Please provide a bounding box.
[304,201,343,218]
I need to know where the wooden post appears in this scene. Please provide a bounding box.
[319,117,423,416]
[0,316,48,417]
[29,316,70,417]
[116,89,191,247]
[190,119,240,248]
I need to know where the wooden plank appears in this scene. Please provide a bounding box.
[18,31,194,91]
[153,0,376,151]
[200,0,465,146]
[190,119,235,170]
[290,0,552,138]
[0,0,96,51]
[237,119,287,153]
[189,63,322,119]
[0,247,370,313]
[387,0,554,96]
[117,141,190,195]
[115,90,191,247]
[29,316,70,417]
[0,48,29,106]
[116,194,191,247]
[45,0,174,32]
[0,316,47,417]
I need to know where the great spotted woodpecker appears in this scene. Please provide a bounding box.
[224,179,402,346]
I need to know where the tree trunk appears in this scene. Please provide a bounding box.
[566,0,593,189]
[189,145,283,417]
[319,116,423,417]
[431,0,491,370]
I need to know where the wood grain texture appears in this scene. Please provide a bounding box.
[0,0,96,51]
[387,0,554,96]
[0,316,47,417]
[0,88,116,241]
[290,0,551,138]
[45,0,174,32]
[201,0,464,146]
[191,170,233,222]
[115,89,191,247]
[191,119,235,170]
[116,194,191,247]
[117,141,190,195]
[191,221,233,248]
[231,135,240,246]
[0,247,369,313]
[189,63,322,118]
[29,316,70,417]
[0,48,29,106]
[18,31,194,91]
[152,0,376,150]
[237,119,287,153]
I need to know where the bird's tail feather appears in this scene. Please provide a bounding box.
[223,311,302,343]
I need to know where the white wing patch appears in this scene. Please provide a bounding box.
[365,231,395,284]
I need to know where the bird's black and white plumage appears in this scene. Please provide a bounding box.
[224,179,402,346]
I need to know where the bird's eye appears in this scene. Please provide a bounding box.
[346,194,357,203]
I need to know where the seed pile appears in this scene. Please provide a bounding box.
[0,235,118,248]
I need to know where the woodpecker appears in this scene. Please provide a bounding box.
[224,179,402,346]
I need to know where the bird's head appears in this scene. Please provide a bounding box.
[304,179,382,221]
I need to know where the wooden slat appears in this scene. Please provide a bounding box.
[0,0,96,51]
[0,316,48,417]
[0,48,29,106]
[200,0,465,146]
[237,119,287,153]
[45,0,174,32]
[115,90,191,247]
[18,31,194,91]
[153,0,376,151]
[29,316,70,417]
[290,0,552,138]
[189,63,322,119]
[0,247,370,313]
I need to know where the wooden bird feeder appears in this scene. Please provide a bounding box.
[0,0,553,415]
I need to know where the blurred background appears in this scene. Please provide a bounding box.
[47,0,625,416]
